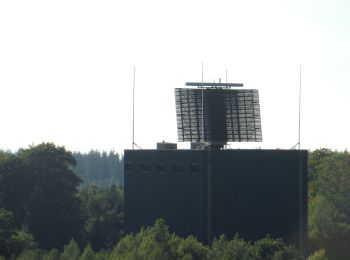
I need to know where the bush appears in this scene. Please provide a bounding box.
[41,248,60,260]
[111,219,303,260]
[209,234,250,260]
[16,249,41,260]
[112,219,208,260]
[0,208,37,257]
[307,248,328,260]
[61,240,80,260]
[250,236,302,260]
[79,244,95,260]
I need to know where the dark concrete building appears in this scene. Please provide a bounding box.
[125,81,307,251]
[124,149,307,251]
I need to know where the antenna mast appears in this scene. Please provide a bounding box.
[201,62,205,144]
[298,65,301,150]
[132,67,135,150]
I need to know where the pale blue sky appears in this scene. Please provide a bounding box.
[0,0,349,153]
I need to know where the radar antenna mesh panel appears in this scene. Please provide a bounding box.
[175,88,262,143]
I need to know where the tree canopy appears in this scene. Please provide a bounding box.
[308,149,350,259]
[0,143,84,250]
[3,144,350,259]
[80,184,124,251]
[74,150,123,187]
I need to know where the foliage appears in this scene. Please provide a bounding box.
[0,208,16,255]
[0,152,31,226]
[3,145,350,259]
[79,244,94,260]
[0,208,37,258]
[74,150,123,186]
[79,184,124,251]
[112,219,301,260]
[22,143,84,250]
[308,149,350,259]
[9,230,38,257]
[61,239,80,260]
[307,248,328,260]
[17,249,41,260]
[0,143,84,251]
[208,234,251,260]
[92,249,111,260]
[250,236,302,260]
[176,236,208,260]
[41,248,60,260]
[111,219,208,260]
[0,143,124,256]
[7,219,305,260]
[209,234,302,260]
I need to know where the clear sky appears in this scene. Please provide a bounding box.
[1,0,349,153]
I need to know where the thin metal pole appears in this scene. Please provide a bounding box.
[298,65,301,150]
[201,62,204,143]
[202,62,204,83]
[132,67,135,150]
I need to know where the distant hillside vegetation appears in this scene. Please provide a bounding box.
[74,150,123,186]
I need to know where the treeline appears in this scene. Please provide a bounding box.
[1,143,350,259]
[0,144,123,258]
[12,219,325,260]
[308,149,350,259]
[73,150,123,186]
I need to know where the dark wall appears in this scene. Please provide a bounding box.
[124,149,307,250]
[210,150,308,251]
[124,150,208,241]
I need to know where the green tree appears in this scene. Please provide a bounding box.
[112,219,207,260]
[0,208,37,258]
[61,239,81,260]
[41,248,60,260]
[0,208,16,257]
[9,230,38,257]
[307,248,328,260]
[18,144,84,250]
[79,184,123,251]
[176,236,207,260]
[208,235,250,260]
[1,143,85,250]
[0,152,32,226]
[93,249,111,260]
[16,249,41,260]
[308,150,350,259]
[74,150,123,186]
[112,219,305,260]
[79,244,94,260]
[249,236,302,260]
[208,234,302,260]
